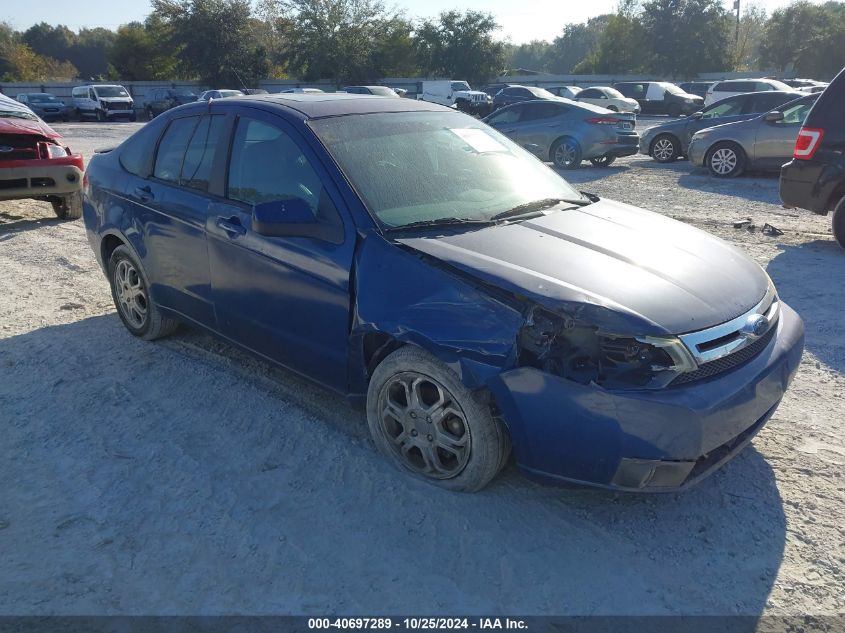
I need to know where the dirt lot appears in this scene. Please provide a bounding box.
[1,120,843,617]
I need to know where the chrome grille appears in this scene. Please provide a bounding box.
[671,326,776,386]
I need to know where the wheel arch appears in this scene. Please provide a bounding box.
[548,135,577,162]
[649,132,680,155]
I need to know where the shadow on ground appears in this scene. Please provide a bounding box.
[1,315,787,615]
[767,239,845,374]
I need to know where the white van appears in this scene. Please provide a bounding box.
[704,78,793,106]
[417,80,492,115]
[71,84,136,122]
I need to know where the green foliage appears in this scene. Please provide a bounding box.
[760,1,845,79]
[0,21,79,80]
[640,0,731,76]
[547,15,611,74]
[283,0,410,84]
[415,10,504,86]
[505,40,552,73]
[110,18,178,80]
[21,22,113,78]
[151,0,269,87]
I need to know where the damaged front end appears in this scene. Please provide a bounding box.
[518,306,697,390]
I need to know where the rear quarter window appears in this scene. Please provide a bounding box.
[119,119,167,176]
[805,69,845,133]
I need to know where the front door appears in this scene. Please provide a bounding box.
[206,111,355,391]
[752,98,815,169]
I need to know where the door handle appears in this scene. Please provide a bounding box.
[133,185,153,202]
[216,216,246,238]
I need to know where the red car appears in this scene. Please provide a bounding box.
[0,93,84,219]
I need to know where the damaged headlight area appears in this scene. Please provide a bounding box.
[518,307,697,389]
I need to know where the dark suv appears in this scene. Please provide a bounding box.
[144,88,198,119]
[779,67,845,249]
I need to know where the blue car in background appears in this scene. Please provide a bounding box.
[82,94,804,492]
[15,92,69,122]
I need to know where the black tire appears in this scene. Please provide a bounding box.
[833,197,845,250]
[706,141,746,178]
[667,103,682,117]
[62,113,70,122]
[650,133,680,163]
[551,136,582,170]
[107,245,178,341]
[96,109,106,122]
[146,106,154,120]
[590,155,616,167]
[366,346,510,492]
[51,191,83,220]
[129,111,137,122]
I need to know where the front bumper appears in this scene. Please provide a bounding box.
[687,138,707,166]
[0,155,85,200]
[487,301,804,491]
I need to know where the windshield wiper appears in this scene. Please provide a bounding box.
[384,217,495,233]
[491,197,586,222]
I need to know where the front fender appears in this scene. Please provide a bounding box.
[349,234,525,394]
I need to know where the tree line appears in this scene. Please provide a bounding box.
[1,0,843,87]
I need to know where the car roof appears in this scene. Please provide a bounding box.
[228,93,451,119]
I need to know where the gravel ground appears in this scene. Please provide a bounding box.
[1,119,843,618]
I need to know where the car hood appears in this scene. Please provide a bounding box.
[0,116,61,140]
[397,198,769,335]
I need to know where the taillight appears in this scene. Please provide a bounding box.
[794,127,824,159]
[585,117,620,125]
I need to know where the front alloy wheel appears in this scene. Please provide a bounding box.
[651,134,680,163]
[590,155,616,167]
[367,346,510,492]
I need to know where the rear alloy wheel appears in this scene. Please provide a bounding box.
[707,142,746,178]
[590,156,616,167]
[551,137,582,170]
[108,245,178,340]
[651,134,680,163]
[367,346,510,492]
[51,191,83,220]
[833,197,845,250]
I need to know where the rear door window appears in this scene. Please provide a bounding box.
[702,96,745,118]
[579,89,604,99]
[180,115,226,192]
[519,102,566,121]
[485,107,521,125]
[154,116,200,183]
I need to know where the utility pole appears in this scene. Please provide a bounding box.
[734,0,741,48]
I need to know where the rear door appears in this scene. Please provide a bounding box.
[126,112,226,326]
[513,101,570,156]
[205,110,355,390]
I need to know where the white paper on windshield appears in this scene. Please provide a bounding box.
[450,128,508,153]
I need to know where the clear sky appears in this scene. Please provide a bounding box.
[4,0,826,44]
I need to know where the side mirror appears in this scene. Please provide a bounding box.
[252,196,343,243]
[689,111,703,119]
[764,110,784,123]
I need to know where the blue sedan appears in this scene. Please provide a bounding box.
[82,94,804,492]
